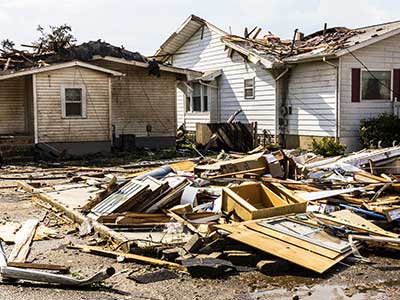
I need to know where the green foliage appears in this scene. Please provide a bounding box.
[311,137,346,157]
[34,24,76,51]
[360,113,400,148]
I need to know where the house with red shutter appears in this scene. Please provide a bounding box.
[156,15,400,151]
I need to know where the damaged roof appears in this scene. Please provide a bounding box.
[223,20,400,64]
[0,40,201,77]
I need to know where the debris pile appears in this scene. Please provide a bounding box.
[222,27,363,60]
[1,145,400,288]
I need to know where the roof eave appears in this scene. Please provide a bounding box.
[92,56,202,77]
[335,27,400,57]
[0,60,123,81]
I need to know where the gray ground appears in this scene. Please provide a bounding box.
[1,183,400,300]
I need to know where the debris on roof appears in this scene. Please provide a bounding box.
[0,40,148,74]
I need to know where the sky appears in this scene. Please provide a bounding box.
[0,0,399,56]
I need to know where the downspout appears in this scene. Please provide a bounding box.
[274,68,289,145]
[32,74,38,144]
[322,56,339,141]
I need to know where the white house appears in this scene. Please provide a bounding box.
[155,15,400,151]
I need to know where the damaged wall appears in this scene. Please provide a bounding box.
[171,25,277,135]
[0,76,26,134]
[92,60,177,148]
[285,61,337,148]
[36,66,110,144]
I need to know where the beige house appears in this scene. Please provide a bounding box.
[0,45,200,156]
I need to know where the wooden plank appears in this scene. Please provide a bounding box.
[245,223,339,259]
[8,219,39,263]
[18,182,130,249]
[71,245,186,271]
[7,262,70,273]
[315,210,399,238]
[227,229,349,274]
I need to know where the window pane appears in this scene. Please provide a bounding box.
[362,71,391,100]
[186,97,191,112]
[66,102,82,116]
[65,88,82,103]
[192,83,201,97]
[245,88,254,98]
[244,79,254,88]
[193,96,201,112]
[203,96,208,112]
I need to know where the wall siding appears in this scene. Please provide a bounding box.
[287,61,337,137]
[36,67,110,143]
[92,61,177,138]
[339,34,400,151]
[171,26,276,133]
[0,76,26,134]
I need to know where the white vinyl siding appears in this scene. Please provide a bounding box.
[287,61,337,137]
[339,34,400,151]
[172,25,276,133]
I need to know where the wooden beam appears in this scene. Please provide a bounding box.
[70,245,186,271]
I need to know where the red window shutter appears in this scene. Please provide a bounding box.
[351,68,361,102]
[393,69,400,101]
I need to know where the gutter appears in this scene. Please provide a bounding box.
[274,68,290,145]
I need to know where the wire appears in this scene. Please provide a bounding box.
[345,48,400,100]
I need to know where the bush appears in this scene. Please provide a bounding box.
[311,137,346,157]
[360,113,400,148]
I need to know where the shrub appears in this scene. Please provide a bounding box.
[360,113,400,148]
[311,137,346,157]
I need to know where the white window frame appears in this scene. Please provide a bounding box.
[60,84,87,118]
[244,77,255,99]
[185,82,209,113]
[360,69,392,102]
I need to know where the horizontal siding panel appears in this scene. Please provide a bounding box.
[287,61,337,137]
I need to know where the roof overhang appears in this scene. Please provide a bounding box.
[154,14,228,62]
[335,27,400,56]
[0,60,123,81]
[93,55,202,78]
[222,39,275,69]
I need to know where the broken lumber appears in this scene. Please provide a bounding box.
[7,262,70,273]
[18,182,130,249]
[8,219,39,263]
[70,245,186,271]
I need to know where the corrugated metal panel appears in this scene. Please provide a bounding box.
[90,179,148,216]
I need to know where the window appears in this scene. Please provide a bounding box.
[244,78,255,99]
[61,84,86,118]
[185,82,209,112]
[361,70,391,100]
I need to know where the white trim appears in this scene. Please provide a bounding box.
[60,84,87,118]
[93,56,202,77]
[244,77,255,99]
[0,61,123,81]
[32,74,38,144]
[108,76,113,143]
[360,69,393,102]
[336,27,400,57]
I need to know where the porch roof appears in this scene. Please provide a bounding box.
[0,60,123,81]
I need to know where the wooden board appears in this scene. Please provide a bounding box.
[8,219,39,263]
[225,226,350,274]
[315,210,399,238]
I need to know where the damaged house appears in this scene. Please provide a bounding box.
[0,41,200,156]
[155,15,400,151]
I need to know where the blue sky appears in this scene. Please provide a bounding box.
[0,0,399,55]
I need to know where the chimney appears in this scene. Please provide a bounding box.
[295,31,304,41]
